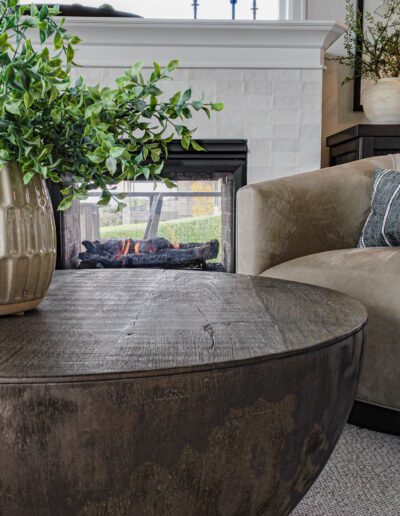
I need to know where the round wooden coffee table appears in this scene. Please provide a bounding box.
[0,270,367,516]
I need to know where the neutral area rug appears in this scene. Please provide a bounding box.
[292,424,400,516]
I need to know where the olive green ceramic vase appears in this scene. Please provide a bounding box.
[0,162,56,316]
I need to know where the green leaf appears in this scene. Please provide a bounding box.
[39,3,49,20]
[69,35,81,45]
[181,134,191,150]
[66,44,74,62]
[30,3,39,16]
[153,62,161,77]
[49,87,58,103]
[54,32,63,50]
[110,146,126,158]
[87,153,105,164]
[170,92,181,105]
[106,156,117,175]
[97,191,111,206]
[192,99,204,110]
[181,88,192,104]
[141,167,150,180]
[58,196,73,211]
[211,102,224,111]
[202,106,211,119]
[5,101,20,115]
[148,85,163,96]
[150,148,161,162]
[130,61,144,77]
[175,125,184,136]
[0,149,11,160]
[85,103,102,118]
[23,16,39,28]
[166,59,179,72]
[131,85,143,96]
[114,193,127,200]
[150,95,157,109]
[23,171,35,184]
[163,178,177,189]
[23,92,34,108]
[116,201,127,212]
[191,140,206,152]
[150,163,164,175]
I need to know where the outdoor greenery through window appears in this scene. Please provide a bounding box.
[81,180,223,262]
[19,0,280,20]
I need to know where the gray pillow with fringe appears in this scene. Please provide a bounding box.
[358,168,400,248]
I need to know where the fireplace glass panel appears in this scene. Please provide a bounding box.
[80,179,230,270]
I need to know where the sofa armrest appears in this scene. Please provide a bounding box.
[236,155,399,276]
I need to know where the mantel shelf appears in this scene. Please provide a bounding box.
[40,18,346,69]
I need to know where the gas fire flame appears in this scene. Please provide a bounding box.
[114,239,131,260]
[114,237,181,259]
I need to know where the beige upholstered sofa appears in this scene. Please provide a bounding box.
[237,154,400,422]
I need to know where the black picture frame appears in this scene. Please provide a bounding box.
[353,0,364,111]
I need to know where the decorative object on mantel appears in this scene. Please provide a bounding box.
[327,124,400,166]
[331,0,400,121]
[0,0,221,316]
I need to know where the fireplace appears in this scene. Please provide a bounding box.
[48,140,247,273]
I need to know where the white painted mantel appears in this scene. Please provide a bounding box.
[63,18,346,183]
[65,19,344,70]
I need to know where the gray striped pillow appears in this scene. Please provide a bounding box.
[358,168,400,248]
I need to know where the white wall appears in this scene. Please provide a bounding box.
[64,19,342,183]
[307,0,381,166]
[73,66,323,184]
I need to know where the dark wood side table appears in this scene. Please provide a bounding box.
[327,124,400,166]
[0,270,367,516]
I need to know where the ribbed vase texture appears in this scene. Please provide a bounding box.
[0,162,56,314]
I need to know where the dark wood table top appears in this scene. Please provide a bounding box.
[0,270,367,383]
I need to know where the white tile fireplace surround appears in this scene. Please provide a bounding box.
[63,19,345,184]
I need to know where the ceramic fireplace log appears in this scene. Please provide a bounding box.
[79,239,219,268]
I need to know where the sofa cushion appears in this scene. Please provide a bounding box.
[359,168,400,248]
[261,247,400,412]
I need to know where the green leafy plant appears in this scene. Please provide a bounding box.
[331,0,400,83]
[0,0,223,210]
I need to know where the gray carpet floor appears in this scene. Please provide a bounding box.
[292,424,400,516]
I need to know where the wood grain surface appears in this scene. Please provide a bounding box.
[0,270,367,382]
[0,270,367,516]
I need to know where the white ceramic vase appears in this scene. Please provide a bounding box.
[363,78,400,124]
[0,162,56,316]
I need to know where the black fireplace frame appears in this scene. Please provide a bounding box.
[48,139,248,272]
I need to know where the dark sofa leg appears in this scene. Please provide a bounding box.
[348,401,400,436]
